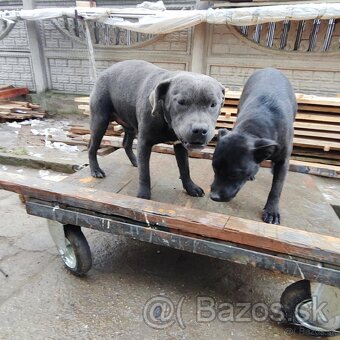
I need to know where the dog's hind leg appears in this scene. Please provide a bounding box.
[123,128,137,167]
[88,102,111,178]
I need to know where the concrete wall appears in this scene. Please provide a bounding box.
[0,1,339,96]
[206,24,340,95]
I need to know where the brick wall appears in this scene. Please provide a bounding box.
[0,19,35,90]
[0,21,29,50]
[0,55,34,89]
[44,27,191,93]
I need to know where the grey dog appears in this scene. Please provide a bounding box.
[210,68,296,224]
[89,60,225,199]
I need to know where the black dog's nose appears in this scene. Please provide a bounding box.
[192,127,208,136]
[210,191,222,202]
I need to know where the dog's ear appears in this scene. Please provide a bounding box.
[217,128,229,140]
[253,138,278,163]
[220,85,225,107]
[149,79,171,116]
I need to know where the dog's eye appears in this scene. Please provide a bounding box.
[178,99,187,106]
[210,102,217,108]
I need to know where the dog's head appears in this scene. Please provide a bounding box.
[149,73,225,150]
[210,129,277,202]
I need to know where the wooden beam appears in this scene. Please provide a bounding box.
[0,171,340,266]
[0,87,29,99]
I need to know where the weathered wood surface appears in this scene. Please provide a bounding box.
[1,151,340,266]
[0,87,29,99]
[25,200,340,287]
[63,150,340,234]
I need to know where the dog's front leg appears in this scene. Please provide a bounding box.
[174,143,204,197]
[262,160,289,225]
[137,141,152,199]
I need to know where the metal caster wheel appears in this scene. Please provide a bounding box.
[280,280,340,337]
[63,225,92,275]
[48,221,92,276]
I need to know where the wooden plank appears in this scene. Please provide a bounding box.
[221,107,340,123]
[0,87,29,99]
[0,111,45,121]
[292,147,340,160]
[293,138,340,151]
[0,171,340,265]
[293,122,340,133]
[295,93,340,107]
[224,90,340,107]
[298,104,340,114]
[223,101,340,114]
[0,104,32,112]
[0,112,32,120]
[97,146,116,156]
[47,138,88,147]
[74,97,90,103]
[293,129,340,140]
[291,155,340,166]
[295,114,340,123]
[78,104,90,111]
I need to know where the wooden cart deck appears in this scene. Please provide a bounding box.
[1,149,340,285]
[67,149,340,236]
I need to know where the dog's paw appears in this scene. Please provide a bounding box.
[262,209,280,225]
[185,183,205,197]
[248,176,255,181]
[91,168,106,178]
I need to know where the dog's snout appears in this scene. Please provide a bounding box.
[192,126,208,136]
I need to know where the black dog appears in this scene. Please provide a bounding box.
[89,60,225,199]
[210,68,296,224]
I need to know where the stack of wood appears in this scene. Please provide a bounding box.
[220,91,340,166]
[73,91,340,171]
[0,100,47,122]
[0,85,46,122]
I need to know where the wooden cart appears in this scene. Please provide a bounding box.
[1,149,340,336]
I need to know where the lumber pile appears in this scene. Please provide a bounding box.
[0,99,47,122]
[72,92,340,175]
[221,91,340,166]
[0,85,47,122]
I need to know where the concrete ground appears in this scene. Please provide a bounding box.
[0,114,339,340]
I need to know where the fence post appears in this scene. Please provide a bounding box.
[190,22,208,74]
[23,0,48,92]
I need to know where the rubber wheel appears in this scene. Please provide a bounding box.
[62,225,92,276]
[280,280,339,337]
